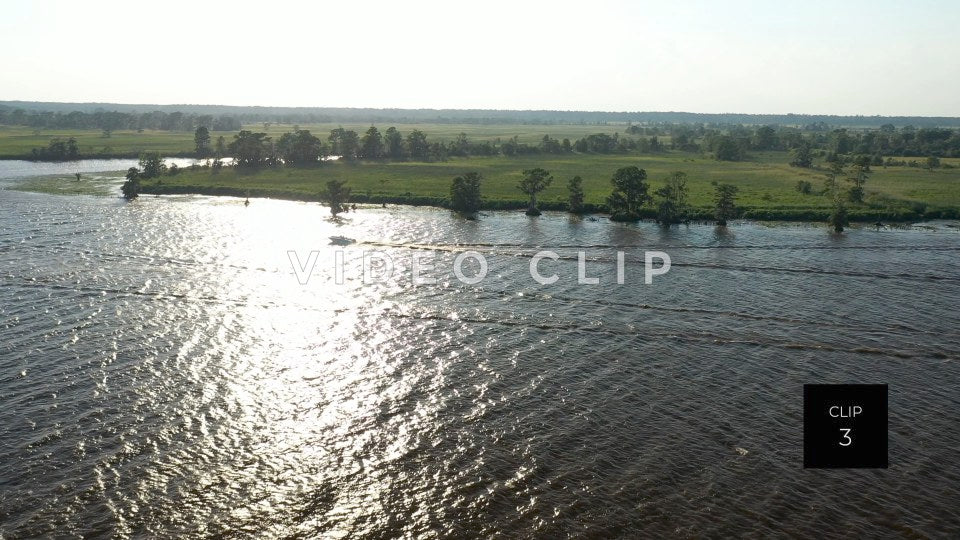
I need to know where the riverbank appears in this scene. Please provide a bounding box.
[135,152,960,222]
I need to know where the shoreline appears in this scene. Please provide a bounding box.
[5,174,953,225]
[5,155,959,223]
[0,151,200,161]
[137,183,952,224]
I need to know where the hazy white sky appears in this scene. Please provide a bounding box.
[2,0,958,115]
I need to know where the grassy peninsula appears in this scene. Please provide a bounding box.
[139,151,960,221]
[7,117,960,222]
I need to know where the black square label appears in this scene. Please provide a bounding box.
[803,384,888,468]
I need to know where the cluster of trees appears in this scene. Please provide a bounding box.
[791,159,874,232]
[121,152,168,199]
[884,156,949,169]
[448,167,739,226]
[220,125,684,168]
[1,108,240,132]
[793,156,871,206]
[603,168,736,225]
[30,137,80,160]
[631,123,960,162]
[225,126,448,167]
[572,133,665,154]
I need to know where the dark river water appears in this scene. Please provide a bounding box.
[1,161,960,538]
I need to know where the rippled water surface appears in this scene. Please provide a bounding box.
[2,177,960,537]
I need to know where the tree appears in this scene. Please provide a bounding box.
[795,180,813,194]
[121,167,141,200]
[823,161,844,194]
[359,126,384,159]
[607,166,651,221]
[713,182,739,226]
[194,126,211,156]
[790,142,813,168]
[229,131,271,167]
[138,151,166,179]
[277,129,324,165]
[406,129,429,160]
[384,127,405,159]
[830,129,852,154]
[328,127,359,160]
[518,168,553,216]
[823,162,849,233]
[66,137,79,160]
[753,125,778,150]
[715,136,744,161]
[451,133,470,156]
[429,141,448,162]
[322,180,351,216]
[539,135,562,154]
[450,172,482,213]
[829,195,848,233]
[214,136,226,157]
[655,171,689,225]
[568,176,585,214]
[847,156,869,203]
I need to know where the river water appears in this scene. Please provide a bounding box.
[1,161,960,537]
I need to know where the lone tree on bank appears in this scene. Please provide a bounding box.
[567,176,585,214]
[450,172,482,214]
[607,166,651,222]
[823,161,848,232]
[712,182,739,226]
[323,180,351,216]
[829,195,848,233]
[518,168,553,216]
[655,171,689,225]
[121,168,141,200]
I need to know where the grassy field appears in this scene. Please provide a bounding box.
[139,152,960,221]
[0,125,237,158]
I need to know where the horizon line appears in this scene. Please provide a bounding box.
[1,99,958,120]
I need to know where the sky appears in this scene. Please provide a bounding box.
[1,0,959,116]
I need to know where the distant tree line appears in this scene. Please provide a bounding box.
[6,101,960,128]
[214,123,960,172]
[634,123,960,161]
[0,108,240,132]
[22,118,960,166]
[221,126,680,167]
